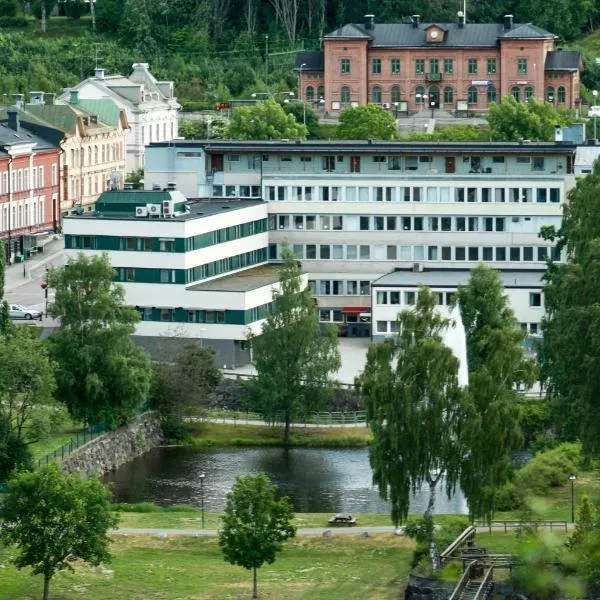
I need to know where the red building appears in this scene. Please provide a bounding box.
[296,13,581,114]
[0,109,60,262]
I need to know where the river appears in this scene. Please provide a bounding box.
[105,446,468,514]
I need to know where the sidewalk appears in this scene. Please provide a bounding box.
[4,236,65,293]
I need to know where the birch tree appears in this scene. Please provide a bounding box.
[269,0,298,44]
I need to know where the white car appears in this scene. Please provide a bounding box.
[588,105,600,118]
[8,304,42,320]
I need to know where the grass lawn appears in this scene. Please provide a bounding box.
[29,418,84,463]
[186,422,373,448]
[0,534,413,600]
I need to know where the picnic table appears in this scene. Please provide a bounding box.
[328,513,357,526]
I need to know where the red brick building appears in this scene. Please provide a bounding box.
[296,14,581,114]
[0,109,60,262]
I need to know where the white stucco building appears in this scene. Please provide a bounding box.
[65,64,180,173]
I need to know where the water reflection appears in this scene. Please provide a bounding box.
[104,446,468,515]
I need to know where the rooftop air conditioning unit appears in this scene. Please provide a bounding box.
[135,206,148,217]
[512,216,520,222]
[413,262,424,272]
[152,183,161,191]
[162,199,175,216]
[147,203,162,216]
[382,103,391,109]
[167,182,176,191]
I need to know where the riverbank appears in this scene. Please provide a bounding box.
[186,421,372,447]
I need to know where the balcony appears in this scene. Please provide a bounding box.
[425,73,442,82]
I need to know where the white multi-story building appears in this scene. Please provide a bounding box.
[144,139,577,338]
[65,64,180,173]
[63,189,287,367]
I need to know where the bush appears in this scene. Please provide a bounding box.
[516,442,582,494]
[0,0,19,17]
[495,481,526,511]
[0,16,29,27]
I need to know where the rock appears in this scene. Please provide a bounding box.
[323,530,332,538]
[361,531,370,537]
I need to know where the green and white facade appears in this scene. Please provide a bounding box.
[144,139,577,337]
[63,190,285,367]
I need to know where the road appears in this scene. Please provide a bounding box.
[3,237,65,326]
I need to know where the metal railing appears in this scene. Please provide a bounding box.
[473,566,494,600]
[449,561,476,600]
[190,408,367,426]
[474,520,568,533]
[35,423,107,468]
[440,525,476,564]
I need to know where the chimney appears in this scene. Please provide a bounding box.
[44,93,56,105]
[94,67,105,80]
[504,14,513,30]
[457,11,465,28]
[29,91,44,105]
[412,14,421,28]
[12,93,24,110]
[7,108,19,133]
[364,14,374,30]
[69,89,79,104]
[132,62,150,72]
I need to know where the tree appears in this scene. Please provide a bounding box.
[336,104,399,140]
[0,239,10,335]
[246,248,340,443]
[219,473,296,599]
[456,265,537,519]
[282,101,320,138]
[269,0,299,44]
[227,99,308,140]
[359,287,464,542]
[125,168,144,189]
[0,464,117,600]
[540,160,600,456]
[487,96,574,142]
[154,343,222,440]
[0,0,20,17]
[47,253,153,429]
[0,327,56,480]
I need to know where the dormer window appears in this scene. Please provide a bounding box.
[425,25,445,43]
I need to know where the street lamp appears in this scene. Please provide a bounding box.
[251,91,294,101]
[200,472,206,529]
[298,62,307,100]
[41,267,49,318]
[416,93,428,110]
[593,90,598,140]
[429,99,436,119]
[569,472,577,523]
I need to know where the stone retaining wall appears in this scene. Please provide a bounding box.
[62,412,164,477]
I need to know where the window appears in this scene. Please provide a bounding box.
[456,247,466,261]
[391,58,401,74]
[371,86,382,103]
[512,87,520,102]
[306,245,316,259]
[546,86,555,102]
[373,155,386,163]
[487,86,497,104]
[550,188,560,203]
[376,321,387,333]
[322,156,335,171]
[377,291,388,304]
[391,86,401,103]
[359,245,370,260]
[517,58,527,74]
[537,188,547,203]
[523,247,534,261]
[529,292,542,307]
[360,216,370,230]
[375,216,385,230]
[468,58,478,74]
[495,247,506,261]
[317,85,324,99]
[319,245,330,259]
[341,58,350,74]
[388,156,401,171]
[429,58,439,74]
[387,245,397,259]
[487,58,496,74]
[443,87,453,104]
[405,291,416,305]
[525,86,534,103]
[415,86,425,104]
[468,86,478,104]
[533,157,545,171]
[468,247,479,260]
[306,86,314,101]
[390,291,400,304]
[415,58,424,74]
[444,58,453,74]
[341,86,351,103]
[372,58,381,74]
[557,86,566,104]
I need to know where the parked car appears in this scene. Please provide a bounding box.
[588,105,600,118]
[8,304,41,320]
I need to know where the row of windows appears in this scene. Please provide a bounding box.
[375,318,542,335]
[212,185,261,198]
[339,57,524,76]
[69,144,122,169]
[375,290,543,307]
[273,214,543,233]
[272,243,559,263]
[141,121,176,146]
[305,86,325,101]
[114,248,267,285]
[265,185,561,204]
[0,200,46,233]
[0,166,54,194]
[136,301,273,325]
[309,279,372,296]
[66,219,268,253]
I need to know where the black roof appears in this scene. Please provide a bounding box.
[0,118,57,157]
[545,50,581,71]
[149,139,576,155]
[323,21,555,48]
[294,51,324,71]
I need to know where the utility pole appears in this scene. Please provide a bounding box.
[89,0,96,34]
[264,35,269,88]
[41,1,47,33]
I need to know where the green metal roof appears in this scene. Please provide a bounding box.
[96,190,171,208]
[76,99,122,127]
[25,104,79,133]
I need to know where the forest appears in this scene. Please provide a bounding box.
[1,0,600,106]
